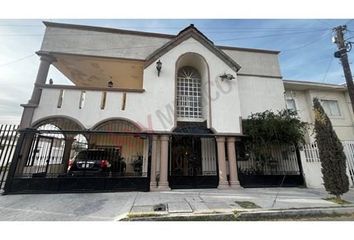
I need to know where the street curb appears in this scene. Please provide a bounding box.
[121,206,354,221]
[235,206,354,220]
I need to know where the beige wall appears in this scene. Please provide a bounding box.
[53,54,144,89]
[238,75,286,118]
[285,88,354,141]
[41,26,171,60]
[222,49,282,77]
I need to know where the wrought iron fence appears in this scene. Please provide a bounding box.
[0,124,19,191]
[237,144,301,175]
[4,125,151,193]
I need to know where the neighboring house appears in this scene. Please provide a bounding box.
[284,80,354,142]
[7,22,353,193]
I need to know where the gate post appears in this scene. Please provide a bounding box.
[216,136,230,189]
[149,135,158,190]
[62,137,75,173]
[227,137,241,189]
[157,135,171,191]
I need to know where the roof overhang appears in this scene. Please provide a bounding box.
[283,79,347,92]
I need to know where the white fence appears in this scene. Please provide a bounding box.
[300,141,354,188]
[238,145,300,175]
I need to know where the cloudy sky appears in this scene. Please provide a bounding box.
[0,19,353,124]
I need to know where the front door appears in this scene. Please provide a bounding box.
[169,135,218,188]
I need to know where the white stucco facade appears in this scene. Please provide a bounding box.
[17,22,354,192]
[27,22,289,135]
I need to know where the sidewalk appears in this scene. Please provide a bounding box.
[0,188,354,221]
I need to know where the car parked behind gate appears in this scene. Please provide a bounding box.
[68,149,126,176]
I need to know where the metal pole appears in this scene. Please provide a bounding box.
[334,25,354,113]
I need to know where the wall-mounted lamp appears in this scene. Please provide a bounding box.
[220,73,235,81]
[156,60,162,77]
[107,80,113,88]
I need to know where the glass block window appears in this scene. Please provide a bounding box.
[176,66,202,120]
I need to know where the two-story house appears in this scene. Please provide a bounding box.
[9,22,351,193]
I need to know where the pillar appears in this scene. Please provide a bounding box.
[227,137,241,189]
[15,130,36,175]
[20,53,56,129]
[216,136,229,189]
[62,137,75,173]
[149,135,158,190]
[157,135,171,191]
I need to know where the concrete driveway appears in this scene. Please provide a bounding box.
[0,188,353,221]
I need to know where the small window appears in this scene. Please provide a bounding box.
[286,99,296,111]
[100,92,107,110]
[79,90,86,109]
[57,89,64,108]
[321,99,341,117]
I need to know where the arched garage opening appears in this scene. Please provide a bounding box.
[89,119,148,176]
[16,117,87,178]
[8,117,150,193]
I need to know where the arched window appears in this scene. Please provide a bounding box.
[176,66,202,120]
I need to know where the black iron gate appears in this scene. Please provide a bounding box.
[168,134,218,189]
[4,127,151,194]
[236,143,305,187]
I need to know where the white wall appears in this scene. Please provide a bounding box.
[34,37,243,133]
[36,25,287,134]
[143,37,242,133]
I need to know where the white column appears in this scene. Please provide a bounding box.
[157,135,171,191]
[20,53,56,129]
[216,137,230,189]
[227,137,241,189]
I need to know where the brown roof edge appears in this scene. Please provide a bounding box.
[218,45,280,54]
[42,21,176,39]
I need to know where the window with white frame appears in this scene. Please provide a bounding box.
[176,66,202,120]
[321,99,341,117]
[286,98,296,111]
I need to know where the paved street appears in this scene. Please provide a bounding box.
[0,188,354,221]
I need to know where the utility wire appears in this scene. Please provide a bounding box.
[322,57,335,83]
[0,54,35,68]
[280,30,331,53]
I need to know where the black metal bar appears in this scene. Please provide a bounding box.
[0,125,11,166]
[44,138,54,175]
[0,125,18,188]
[3,130,28,194]
[0,125,17,188]
[24,128,245,138]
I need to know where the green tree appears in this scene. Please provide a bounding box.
[242,109,307,172]
[313,98,349,199]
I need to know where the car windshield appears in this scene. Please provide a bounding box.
[76,151,108,160]
[76,150,120,161]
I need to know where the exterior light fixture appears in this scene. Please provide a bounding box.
[156,60,162,77]
[107,80,113,88]
[220,73,235,81]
